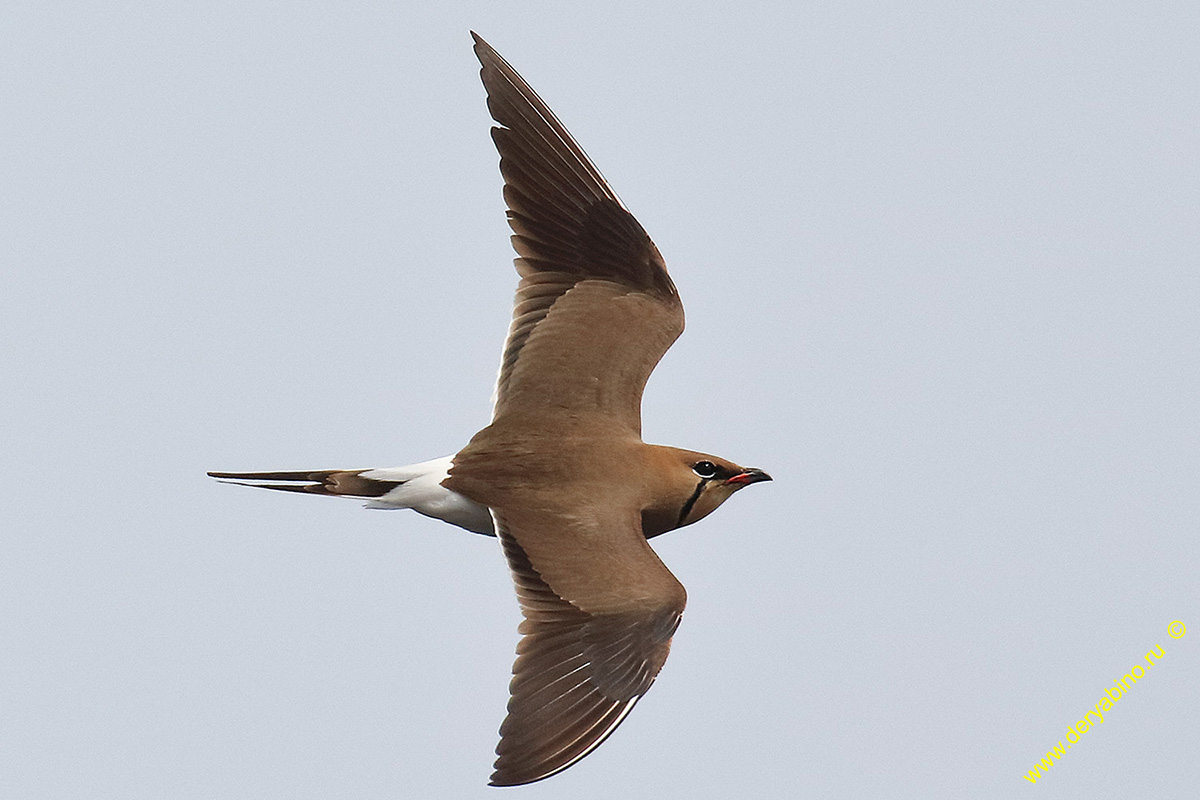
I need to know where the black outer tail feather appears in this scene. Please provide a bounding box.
[206,469,402,498]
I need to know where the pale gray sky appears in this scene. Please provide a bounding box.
[3,2,1198,798]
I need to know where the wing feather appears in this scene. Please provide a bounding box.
[472,33,683,427]
[488,518,685,786]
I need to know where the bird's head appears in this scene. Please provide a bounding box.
[641,447,771,537]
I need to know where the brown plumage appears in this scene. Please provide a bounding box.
[208,32,770,787]
[445,34,770,786]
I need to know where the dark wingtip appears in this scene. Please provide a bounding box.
[471,31,493,62]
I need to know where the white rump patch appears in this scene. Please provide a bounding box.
[362,456,494,535]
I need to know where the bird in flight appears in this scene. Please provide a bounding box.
[209,32,771,786]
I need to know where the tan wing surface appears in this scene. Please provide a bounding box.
[488,508,686,786]
[472,33,684,433]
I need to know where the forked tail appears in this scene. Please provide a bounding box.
[206,469,403,498]
[208,456,495,535]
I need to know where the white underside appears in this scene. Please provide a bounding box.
[361,456,495,535]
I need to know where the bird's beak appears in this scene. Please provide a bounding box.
[726,467,772,486]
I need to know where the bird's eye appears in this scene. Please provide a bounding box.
[692,460,719,479]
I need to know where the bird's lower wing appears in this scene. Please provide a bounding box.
[488,510,685,786]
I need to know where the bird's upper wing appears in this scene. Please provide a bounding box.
[472,33,685,435]
[487,505,686,786]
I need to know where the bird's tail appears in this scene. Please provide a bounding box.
[206,469,403,498]
[208,456,495,535]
